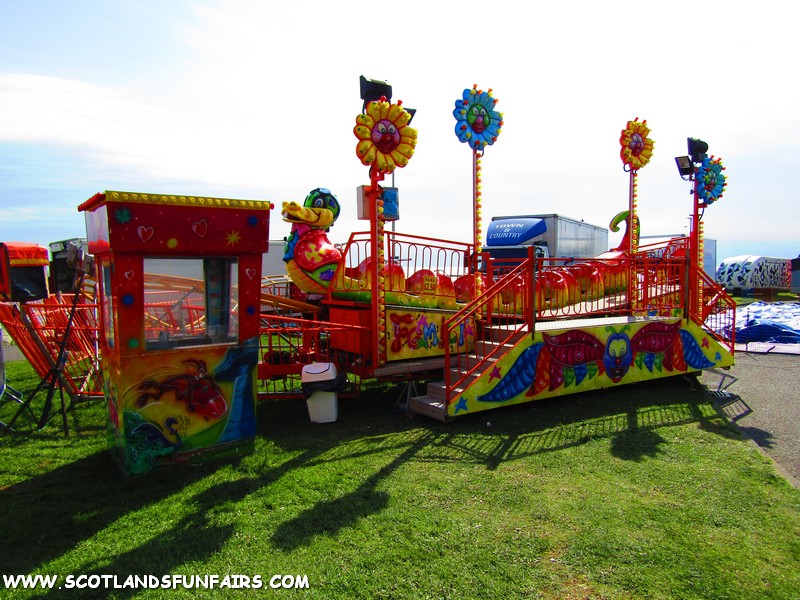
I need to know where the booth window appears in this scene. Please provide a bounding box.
[144,257,238,350]
[100,261,115,349]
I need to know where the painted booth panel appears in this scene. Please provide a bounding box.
[104,340,259,475]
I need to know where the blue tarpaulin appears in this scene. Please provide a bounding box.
[735,301,800,344]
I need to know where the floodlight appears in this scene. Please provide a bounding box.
[360,75,392,112]
[675,156,694,177]
[688,137,709,163]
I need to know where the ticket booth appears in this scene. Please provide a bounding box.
[79,191,271,475]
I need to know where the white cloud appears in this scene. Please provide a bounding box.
[0,74,163,145]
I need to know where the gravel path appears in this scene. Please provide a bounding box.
[701,351,800,487]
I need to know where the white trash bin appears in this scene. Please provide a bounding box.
[301,362,339,423]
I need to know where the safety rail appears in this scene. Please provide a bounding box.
[329,230,474,306]
[533,258,628,319]
[260,275,320,316]
[482,253,687,321]
[438,246,700,409]
[442,258,533,410]
[628,256,686,316]
[637,236,690,260]
[690,263,736,355]
[258,312,368,399]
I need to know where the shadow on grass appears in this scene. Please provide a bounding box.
[1,371,742,587]
[0,401,336,582]
[0,449,213,575]
[1,395,424,595]
[270,428,433,550]
[268,375,740,548]
[610,428,667,461]
[51,450,326,600]
[416,375,740,468]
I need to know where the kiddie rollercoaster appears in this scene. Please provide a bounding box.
[0,82,735,475]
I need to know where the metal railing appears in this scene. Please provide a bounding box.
[442,258,533,409]
[258,312,368,399]
[690,263,736,355]
[437,236,713,408]
[329,230,474,308]
[0,296,102,401]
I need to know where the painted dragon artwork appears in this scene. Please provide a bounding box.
[118,339,259,475]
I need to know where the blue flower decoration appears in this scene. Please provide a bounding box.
[453,86,503,151]
[696,156,727,205]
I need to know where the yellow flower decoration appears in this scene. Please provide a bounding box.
[619,118,654,171]
[354,100,417,173]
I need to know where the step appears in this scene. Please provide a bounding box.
[447,368,483,387]
[426,380,450,403]
[450,352,499,373]
[407,394,450,422]
[482,325,528,344]
[426,379,472,403]
[474,339,516,359]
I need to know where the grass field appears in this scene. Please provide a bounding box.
[2,358,800,599]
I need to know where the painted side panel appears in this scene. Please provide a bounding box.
[385,308,475,360]
[448,317,734,417]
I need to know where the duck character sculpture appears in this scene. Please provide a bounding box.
[282,188,457,308]
[281,187,343,296]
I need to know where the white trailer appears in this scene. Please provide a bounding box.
[485,213,609,260]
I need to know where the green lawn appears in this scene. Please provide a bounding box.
[2,359,800,599]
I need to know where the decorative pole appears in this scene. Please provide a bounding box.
[690,155,727,318]
[354,97,417,367]
[619,118,654,309]
[627,170,639,257]
[473,150,483,260]
[453,85,503,298]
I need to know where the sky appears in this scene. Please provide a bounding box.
[1,0,798,268]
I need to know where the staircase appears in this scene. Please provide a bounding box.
[408,322,528,421]
[405,253,535,422]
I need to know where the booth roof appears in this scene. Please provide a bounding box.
[77,190,272,212]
